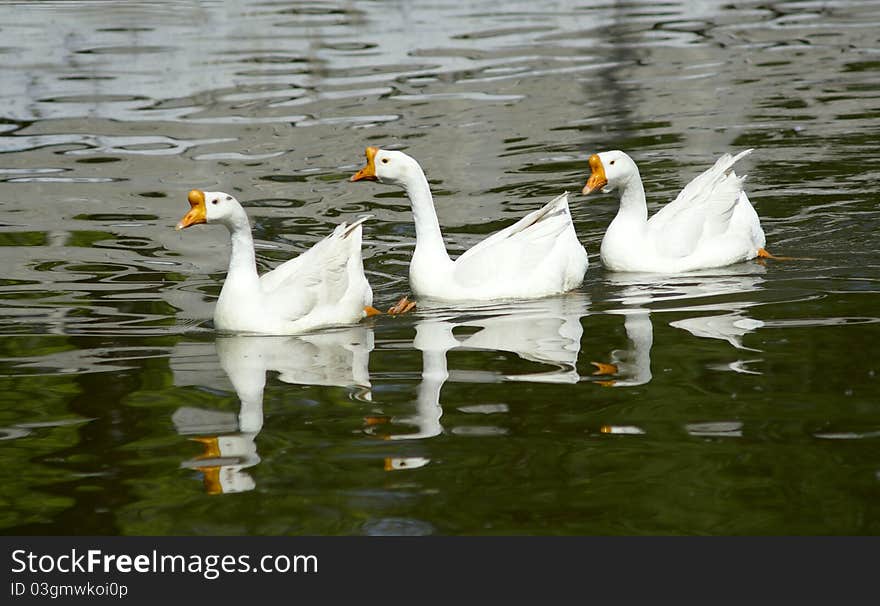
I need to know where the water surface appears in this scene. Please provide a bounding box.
[1,0,879,535]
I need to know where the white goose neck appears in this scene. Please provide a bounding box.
[402,170,450,262]
[616,170,648,224]
[224,213,258,283]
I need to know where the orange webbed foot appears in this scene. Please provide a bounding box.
[757,248,814,262]
[591,361,618,387]
[364,415,390,427]
[387,296,416,315]
[591,361,618,376]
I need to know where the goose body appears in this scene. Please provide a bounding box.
[177,190,374,334]
[582,149,766,273]
[351,147,588,301]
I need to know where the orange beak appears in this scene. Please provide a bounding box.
[176,189,207,230]
[350,146,379,182]
[581,154,608,195]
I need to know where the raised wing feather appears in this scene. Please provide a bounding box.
[259,216,369,323]
[452,193,573,288]
[649,150,752,258]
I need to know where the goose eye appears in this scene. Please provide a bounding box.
[212,199,219,205]
[381,158,389,164]
[610,160,616,165]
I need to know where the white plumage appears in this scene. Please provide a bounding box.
[351,147,588,301]
[583,149,766,273]
[177,189,374,334]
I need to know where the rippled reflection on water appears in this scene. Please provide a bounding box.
[1,1,878,535]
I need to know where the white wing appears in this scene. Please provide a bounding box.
[648,149,752,258]
[259,217,369,323]
[452,193,575,288]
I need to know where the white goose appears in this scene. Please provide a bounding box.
[176,189,377,334]
[582,149,770,273]
[351,147,588,301]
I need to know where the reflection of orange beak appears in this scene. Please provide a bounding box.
[350,146,379,182]
[581,154,608,195]
[197,466,223,495]
[176,189,207,230]
[191,436,221,459]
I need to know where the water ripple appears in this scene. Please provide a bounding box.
[0,0,878,535]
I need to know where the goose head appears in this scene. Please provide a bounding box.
[176,190,247,230]
[581,150,639,195]
[351,146,422,188]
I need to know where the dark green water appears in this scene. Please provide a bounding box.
[1,0,878,535]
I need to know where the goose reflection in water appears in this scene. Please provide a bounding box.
[367,293,589,463]
[591,308,654,388]
[597,266,769,440]
[592,265,768,387]
[173,327,373,494]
